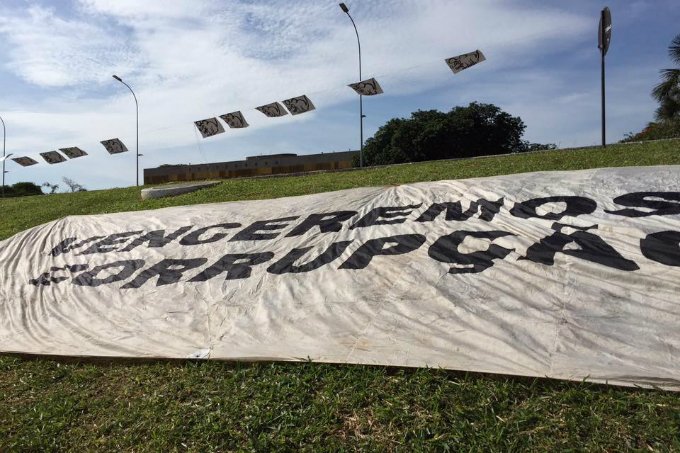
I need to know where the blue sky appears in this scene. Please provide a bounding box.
[0,0,678,190]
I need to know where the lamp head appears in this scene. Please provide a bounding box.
[112,75,122,82]
[339,3,349,13]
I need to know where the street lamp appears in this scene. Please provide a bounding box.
[1,152,15,197]
[339,2,365,168]
[598,7,612,148]
[112,75,140,186]
[1,115,5,197]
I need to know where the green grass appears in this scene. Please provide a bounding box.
[2,141,680,451]
[2,141,679,241]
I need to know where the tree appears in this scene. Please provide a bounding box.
[620,120,680,142]
[652,34,680,121]
[0,182,43,198]
[42,182,60,194]
[62,177,86,192]
[361,102,544,166]
[11,182,43,197]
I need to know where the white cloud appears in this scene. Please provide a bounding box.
[0,0,664,190]
[0,5,138,87]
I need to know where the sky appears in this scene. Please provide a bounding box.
[0,0,678,191]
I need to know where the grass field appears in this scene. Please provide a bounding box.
[2,141,680,451]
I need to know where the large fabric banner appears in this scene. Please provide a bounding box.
[1,166,679,390]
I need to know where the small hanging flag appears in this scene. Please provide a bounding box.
[101,138,129,154]
[194,118,225,138]
[219,111,249,128]
[11,156,38,167]
[282,95,316,115]
[59,147,88,159]
[348,78,383,96]
[40,151,67,164]
[445,50,486,74]
[256,102,289,118]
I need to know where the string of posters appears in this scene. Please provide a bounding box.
[7,50,486,167]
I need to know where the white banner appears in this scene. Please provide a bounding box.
[1,166,679,389]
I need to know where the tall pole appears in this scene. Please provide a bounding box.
[600,9,606,148]
[598,7,611,148]
[340,3,364,168]
[1,115,5,198]
[113,75,140,186]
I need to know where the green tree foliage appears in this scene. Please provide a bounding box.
[620,119,680,143]
[361,102,547,166]
[1,182,44,198]
[652,34,680,121]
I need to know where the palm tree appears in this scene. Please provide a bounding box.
[652,34,680,120]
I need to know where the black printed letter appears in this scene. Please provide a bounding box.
[522,224,639,271]
[268,241,352,274]
[417,198,503,222]
[121,258,208,289]
[640,231,680,267]
[286,212,357,236]
[190,253,274,281]
[605,192,680,217]
[79,231,142,255]
[179,223,240,246]
[121,226,193,251]
[510,196,596,221]
[429,230,515,274]
[230,217,299,241]
[73,260,145,287]
[339,234,426,269]
[350,204,422,229]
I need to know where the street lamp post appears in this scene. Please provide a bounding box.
[112,75,140,186]
[598,7,612,148]
[339,2,364,168]
[1,115,6,198]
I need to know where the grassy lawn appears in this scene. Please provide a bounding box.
[1,140,680,450]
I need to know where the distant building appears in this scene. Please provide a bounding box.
[144,150,359,185]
